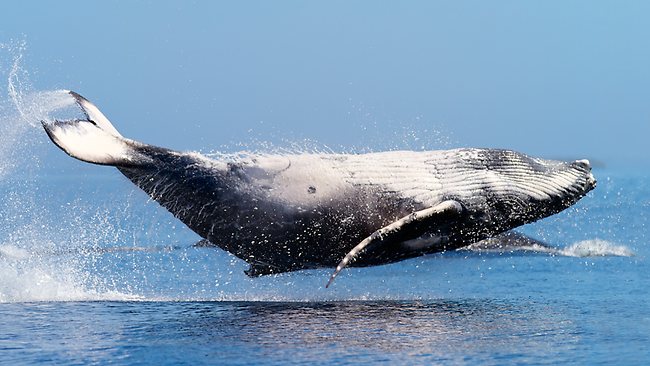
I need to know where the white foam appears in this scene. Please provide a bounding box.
[0,244,29,260]
[559,239,635,258]
[0,47,142,302]
[0,243,141,303]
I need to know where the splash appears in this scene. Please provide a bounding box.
[0,206,142,302]
[0,243,140,302]
[3,43,77,125]
[559,239,635,258]
[0,43,139,303]
[208,99,455,157]
[462,234,634,258]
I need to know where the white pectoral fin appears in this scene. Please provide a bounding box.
[326,200,464,288]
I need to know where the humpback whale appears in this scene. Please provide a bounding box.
[42,91,596,287]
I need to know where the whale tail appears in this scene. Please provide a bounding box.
[42,91,146,167]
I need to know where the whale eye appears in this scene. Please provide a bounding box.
[307,186,317,194]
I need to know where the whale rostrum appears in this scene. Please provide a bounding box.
[42,91,597,287]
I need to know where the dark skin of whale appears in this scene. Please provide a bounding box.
[117,146,594,277]
[42,91,597,285]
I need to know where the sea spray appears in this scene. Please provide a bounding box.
[0,45,141,302]
[560,239,635,258]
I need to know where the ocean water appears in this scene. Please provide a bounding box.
[0,67,648,364]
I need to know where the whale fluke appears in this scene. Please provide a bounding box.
[42,91,150,166]
[68,91,122,137]
[41,91,597,287]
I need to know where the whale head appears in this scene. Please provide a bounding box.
[461,151,597,234]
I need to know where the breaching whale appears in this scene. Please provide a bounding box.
[42,91,596,287]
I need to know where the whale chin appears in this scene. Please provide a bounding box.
[42,91,597,287]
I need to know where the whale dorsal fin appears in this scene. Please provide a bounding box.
[326,200,465,288]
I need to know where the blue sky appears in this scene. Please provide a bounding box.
[1,1,649,168]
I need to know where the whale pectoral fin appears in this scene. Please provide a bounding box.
[326,200,465,288]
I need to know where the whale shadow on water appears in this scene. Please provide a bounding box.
[2,299,583,362]
[113,299,580,363]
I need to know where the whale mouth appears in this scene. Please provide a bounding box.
[571,159,597,192]
[587,172,597,190]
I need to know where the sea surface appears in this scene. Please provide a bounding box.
[0,90,648,365]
